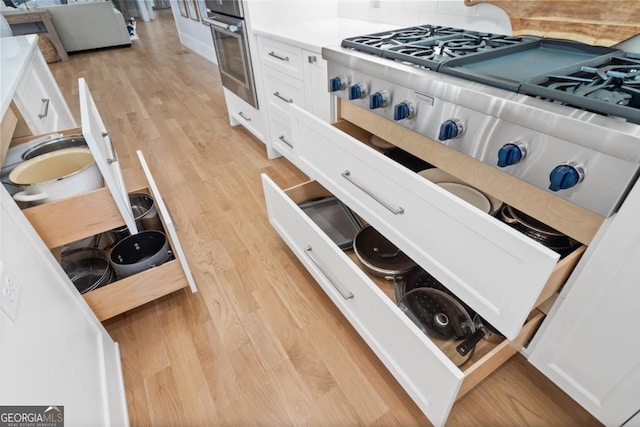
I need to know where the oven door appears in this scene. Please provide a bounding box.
[205,13,258,109]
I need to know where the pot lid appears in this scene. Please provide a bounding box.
[400,287,475,341]
[353,225,416,275]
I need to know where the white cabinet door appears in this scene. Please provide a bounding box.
[529,179,640,427]
[13,49,76,134]
[0,187,128,426]
[289,103,559,340]
[302,49,332,123]
[79,78,137,234]
[137,150,197,293]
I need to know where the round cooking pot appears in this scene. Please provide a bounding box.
[62,247,114,294]
[110,230,170,278]
[353,225,417,302]
[9,147,103,205]
[500,205,579,255]
[109,193,163,242]
[22,134,87,160]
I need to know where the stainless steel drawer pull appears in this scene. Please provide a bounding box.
[305,246,354,300]
[341,170,404,215]
[239,111,252,122]
[273,91,293,103]
[278,135,293,148]
[102,132,118,165]
[268,51,290,62]
[38,98,50,119]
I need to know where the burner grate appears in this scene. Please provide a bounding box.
[521,53,640,123]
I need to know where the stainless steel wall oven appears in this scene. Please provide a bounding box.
[204,0,258,108]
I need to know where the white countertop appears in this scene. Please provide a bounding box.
[0,34,38,118]
[252,18,399,53]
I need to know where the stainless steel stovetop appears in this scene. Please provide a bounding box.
[323,25,640,217]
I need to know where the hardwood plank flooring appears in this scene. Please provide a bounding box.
[48,10,601,426]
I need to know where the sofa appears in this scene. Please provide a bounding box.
[41,1,131,52]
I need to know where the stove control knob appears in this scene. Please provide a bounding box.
[393,101,414,121]
[348,83,367,100]
[369,91,388,109]
[438,119,464,141]
[329,76,348,92]
[549,163,585,191]
[497,143,527,167]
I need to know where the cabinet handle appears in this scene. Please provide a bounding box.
[102,132,118,165]
[304,246,353,300]
[308,55,317,64]
[238,111,252,122]
[273,91,293,103]
[278,135,293,148]
[37,98,50,119]
[341,170,404,215]
[268,51,290,62]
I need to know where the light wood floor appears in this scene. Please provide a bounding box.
[49,10,601,426]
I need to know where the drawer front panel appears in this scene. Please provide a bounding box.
[289,104,559,340]
[262,174,463,427]
[263,68,306,114]
[16,64,60,133]
[258,37,304,79]
[268,111,295,160]
[224,88,266,141]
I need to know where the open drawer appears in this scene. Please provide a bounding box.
[262,174,546,427]
[288,103,584,341]
[22,150,197,321]
[11,78,197,320]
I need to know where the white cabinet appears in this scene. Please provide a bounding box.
[256,36,333,162]
[0,187,128,426]
[262,102,586,426]
[12,46,76,135]
[529,178,640,426]
[223,87,267,145]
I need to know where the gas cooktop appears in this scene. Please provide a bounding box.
[340,24,640,124]
[324,24,640,217]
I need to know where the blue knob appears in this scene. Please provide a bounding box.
[348,84,365,100]
[497,143,523,167]
[549,164,583,191]
[439,119,462,141]
[394,102,412,121]
[370,92,385,109]
[329,76,346,92]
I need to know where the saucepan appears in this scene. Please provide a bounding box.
[109,230,171,278]
[61,247,115,294]
[353,225,417,303]
[9,147,103,206]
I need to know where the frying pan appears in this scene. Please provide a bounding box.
[353,225,417,302]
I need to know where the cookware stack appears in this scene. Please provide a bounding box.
[352,223,505,367]
[6,134,173,295]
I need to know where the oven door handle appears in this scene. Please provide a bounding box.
[203,17,239,33]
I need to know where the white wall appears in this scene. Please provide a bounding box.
[336,0,511,34]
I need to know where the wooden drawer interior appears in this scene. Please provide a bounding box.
[283,179,553,398]
[20,182,189,321]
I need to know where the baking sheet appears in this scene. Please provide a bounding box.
[298,196,364,250]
